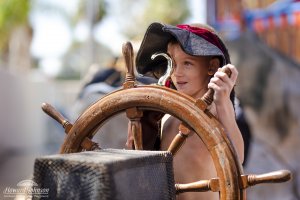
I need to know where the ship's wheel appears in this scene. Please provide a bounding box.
[42,42,291,200]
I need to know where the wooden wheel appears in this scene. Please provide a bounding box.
[61,84,245,199]
[42,42,291,200]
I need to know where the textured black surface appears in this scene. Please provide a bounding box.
[33,149,175,200]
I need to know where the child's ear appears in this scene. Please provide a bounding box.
[208,57,220,75]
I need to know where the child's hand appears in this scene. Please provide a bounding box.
[207,64,244,163]
[208,64,238,105]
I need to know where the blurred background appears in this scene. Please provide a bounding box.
[0,0,299,199]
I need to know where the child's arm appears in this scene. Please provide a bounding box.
[208,64,245,163]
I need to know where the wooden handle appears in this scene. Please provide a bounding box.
[167,133,188,155]
[126,107,143,150]
[131,121,143,150]
[122,42,135,85]
[241,170,292,189]
[41,102,73,133]
[167,123,191,155]
[176,170,292,193]
[200,67,232,107]
[42,102,101,151]
[176,178,219,193]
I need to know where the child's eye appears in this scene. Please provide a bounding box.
[184,61,193,68]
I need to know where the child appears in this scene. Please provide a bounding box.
[134,22,244,200]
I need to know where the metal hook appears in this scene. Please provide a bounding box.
[151,52,173,86]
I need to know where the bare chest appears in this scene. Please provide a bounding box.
[160,116,217,181]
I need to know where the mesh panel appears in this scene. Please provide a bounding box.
[33,149,175,200]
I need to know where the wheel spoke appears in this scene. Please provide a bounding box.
[175,178,219,193]
[81,138,101,151]
[240,170,291,189]
[130,120,143,150]
[126,107,144,150]
[167,123,191,155]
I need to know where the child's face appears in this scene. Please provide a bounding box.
[168,43,211,99]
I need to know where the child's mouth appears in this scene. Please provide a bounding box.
[176,81,187,88]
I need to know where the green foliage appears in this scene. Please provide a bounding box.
[143,0,190,25]
[74,0,107,26]
[0,0,30,51]
[120,0,190,39]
